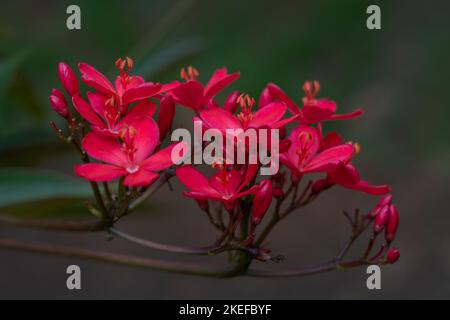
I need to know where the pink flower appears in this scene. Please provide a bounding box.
[170,66,240,110]
[280,125,354,181]
[79,57,162,108]
[72,94,156,137]
[176,164,259,211]
[264,81,363,124]
[75,118,184,187]
[198,94,297,131]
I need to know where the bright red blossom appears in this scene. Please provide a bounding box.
[176,164,259,212]
[75,118,184,187]
[170,67,240,110]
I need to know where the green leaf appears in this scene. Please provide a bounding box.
[0,168,91,209]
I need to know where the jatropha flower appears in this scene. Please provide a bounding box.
[281,125,354,182]
[170,66,240,111]
[199,94,297,132]
[176,163,259,212]
[70,58,173,137]
[75,118,184,187]
[262,80,363,124]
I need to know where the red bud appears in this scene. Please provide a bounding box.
[49,88,70,118]
[58,62,79,96]
[251,179,273,225]
[158,95,175,141]
[386,248,400,264]
[224,91,240,114]
[369,194,393,218]
[272,188,284,199]
[385,204,399,243]
[374,205,390,234]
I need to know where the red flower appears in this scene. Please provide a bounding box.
[75,119,184,187]
[326,161,391,196]
[157,95,176,142]
[170,67,240,110]
[280,125,354,181]
[198,94,297,131]
[176,164,259,211]
[79,57,162,109]
[72,94,156,137]
[265,81,363,124]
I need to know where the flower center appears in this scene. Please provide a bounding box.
[236,93,255,128]
[119,125,138,165]
[296,131,314,167]
[180,66,199,81]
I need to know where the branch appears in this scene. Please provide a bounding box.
[0,215,109,232]
[0,238,248,278]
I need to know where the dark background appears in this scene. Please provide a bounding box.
[0,0,449,299]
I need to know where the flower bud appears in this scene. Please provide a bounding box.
[49,88,70,118]
[386,248,400,264]
[272,188,284,199]
[312,178,333,194]
[158,95,175,141]
[385,204,399,243]
[251,180,273,225]
[369,194,393,218]
[374,205,390,234]
[58,62,79,96]
[224,91,240,114]
[258,87,273,109]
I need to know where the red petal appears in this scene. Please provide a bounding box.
[224,91,240,114]
[348,180,391,196]
[123,170,159,187]
[267,83,299,114]
[322,131,343,150]
[122,83,162,105]
[199,107,242,131]
[171,80,204,110]
[72,95,105,128]
[160,81,180,93]
[300,99,337,124]
[176,165,221,197]
[249,102,287,128]
[129,119,160,164]
[329,108,364,121]
[115,75,144,97]
[86,92,107,118]
[58,63,79,96]
[287,125,320,167]
[258,86,273,109]
[204,68,240,101]
[82,132,128,166]
[302,144,354,173]
[75,164,127,182]
[118,100,157,128]
[78,63,115,95]
[141,142,186,172]
[330,163,361,185]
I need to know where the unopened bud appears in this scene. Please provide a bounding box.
[158,95,175,141]
[374,205,390,234]
[251,180,273,225]
[196,200,209,213]
[369,194,393,218]
[49,88,70,118]
[386,248,400,264]
[58,62,79,96]
[385,204,399,243]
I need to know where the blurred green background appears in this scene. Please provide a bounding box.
[0,0,449,299]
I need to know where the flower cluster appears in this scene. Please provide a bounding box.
[50,58,400,273]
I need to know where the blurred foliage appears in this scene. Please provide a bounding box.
[0,0,449,216]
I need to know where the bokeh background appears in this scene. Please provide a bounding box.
[0,0,449,299]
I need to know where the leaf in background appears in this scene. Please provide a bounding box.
[0,168,91,209]
[0,52,26,95]
[136,37,205,79]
